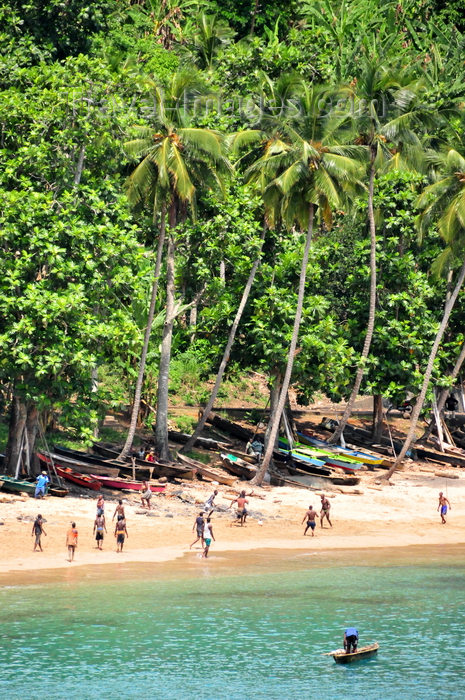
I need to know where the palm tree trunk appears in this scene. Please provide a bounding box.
[180,229,265,455]
[371,394,384,442]
[154,202,177,460]
[253,204,314,485]
[384,259,465,479]
[418,340,465,443]
[263,370,282,455]
[119,203,167,459]
[4,394,28,476]
[329,154,377,444]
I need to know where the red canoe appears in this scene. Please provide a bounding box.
[38,454,102,490]
[89,474,166,492]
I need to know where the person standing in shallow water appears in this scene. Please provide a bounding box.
[302,505,317,536]
[438,492,451,524]
[66,522,78,562]
[190,512,205,549]
[32,514,47,551]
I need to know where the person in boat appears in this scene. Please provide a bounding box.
[93,512,107,550]
[344,627,359,653]
[302,505,317,536]
[190,512,205,549]
[66,522,78,562]
[115,516,128,553]
[140,481,152,509]
[112,500,125,521]
[145,448,156,463]
[228,490,249,526]
[320,494,332,528]
[438,492,451,524]
[246,440,264,460]
[202,517,215,558]
[204,489,219,513]
[136,445,145,459]
[96,494,105,516]
[35,471,49,499]
[32,514,47,552]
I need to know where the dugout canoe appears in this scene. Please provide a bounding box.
[331,643,379,664]
[167,430,232,451]
[220,453,257,480]
[38,455,102,490]
[92,443,196,480]
[297,431,383,465]
[176,453,236,486]
[0,474,36,495]
[89,475,166,492]
[43,450,121,478]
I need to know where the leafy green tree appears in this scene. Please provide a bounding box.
[121,71,230,460]
[237,84,364,484]
[386,144,465,476]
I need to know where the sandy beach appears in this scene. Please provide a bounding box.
[1,462,464,581]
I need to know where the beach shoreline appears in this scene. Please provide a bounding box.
[1,466,464,583]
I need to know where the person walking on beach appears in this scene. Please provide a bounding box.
[115,516,128,553]
[302,505,317,536]
[93,512,107,550]
[35,471,49,499]
[202,517,215,558]
[96,494,105,516]
[32,514,47,551]
[438,492,451,524]
[320,494,332,528]
[344,627,359,653]
[190,512,205,549]
[204,489,218,513]
[140,481,152,509]
[66,522,78,562]
[112,500,125,521]
[228,490,249,526]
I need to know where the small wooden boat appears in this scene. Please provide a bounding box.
[297,431,383,465]
[92,443,196,480]
[48,484,69,497]
[220,453,257,480]
[53,445,125,472]
[205,413,255,442]
[89,475,166,492]
[0,475,36,495]
[167,430,232,451]
[331,642,379,664]
[41,451,121,478]
[38,456,102,490]
[280,437,361,471]
[176,453,236,486]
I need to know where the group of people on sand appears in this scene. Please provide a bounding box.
[301,494,332,536]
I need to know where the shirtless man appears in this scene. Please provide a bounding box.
[438,492,451,524]
[320,494,332,528]
[302,505,317,536]
[112,500,125,521]
[115,516,128,553]
[93,512,107,550]
[229,490,249,526]
[66,522,78,562]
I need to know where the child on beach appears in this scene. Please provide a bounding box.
[438,492,451,524]
[32,514,47,551]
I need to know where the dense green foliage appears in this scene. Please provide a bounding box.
[2,0,465,465]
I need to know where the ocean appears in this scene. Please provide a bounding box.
[1,545,464,700]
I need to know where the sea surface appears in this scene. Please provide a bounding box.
[1,545,464,700]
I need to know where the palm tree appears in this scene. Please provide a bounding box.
[385,145,465,478]
[241,84,364,485]
[119,71,229,460]
[328,59,426,445]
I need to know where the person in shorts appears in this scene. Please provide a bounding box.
[31,514,47,551]
[302,505,317,536]
[190,512,205,549]
[438,492,451,524]
[344,627,359,653]
[202,517,215,558]
[140,481,152,509]
[93,512,107,550]
[115,516,128,552]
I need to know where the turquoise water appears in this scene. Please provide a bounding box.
[1,546,465,700]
